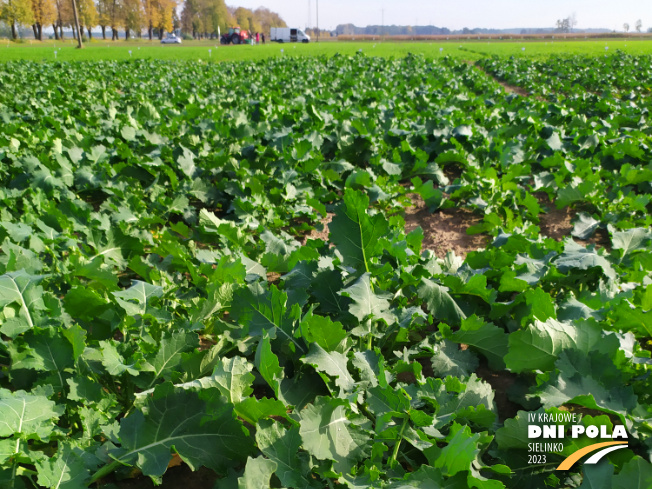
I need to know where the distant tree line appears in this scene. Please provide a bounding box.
[180,1,285,39]
[332,24,615,37]
[334,24,451,36]
[0,0,285,41]
[0,0,177,40]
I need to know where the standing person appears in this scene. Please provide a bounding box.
[262,33,265,44]
[256,32,259,44]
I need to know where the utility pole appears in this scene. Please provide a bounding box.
[71,0,83,48]
[316,0,319,42]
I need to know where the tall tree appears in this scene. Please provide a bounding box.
[180,0,198,37]
[122,0,143,39]
[96,0,110,38]
[143,0,160,39]
[108,0,121,39]
[1,0,34,38]
[53,0,73,39]
[154,0,175,38]
[182,0,229,39]
[635,19,642,33]
[253,6,285,35]
[76,0,96,38]
[30,0,56,39]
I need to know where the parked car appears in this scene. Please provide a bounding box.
[161,34,182,44]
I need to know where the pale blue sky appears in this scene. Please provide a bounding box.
[233,0,650,31]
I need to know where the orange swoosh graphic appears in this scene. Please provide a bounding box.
[556,441,628,470]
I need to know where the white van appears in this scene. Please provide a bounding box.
[270,27,310,43]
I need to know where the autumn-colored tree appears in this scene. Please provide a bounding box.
[96,0,111,38]
[142,0,159,39]
[144,0,175,39]
[1,0,34,38]
[180,0,198,37]
[30,0,55,39]
[253,6,286,35]
[180,0,281,39]
[76,0,96,38]
[52,0,73,39]
[210,0,229,36]
[232,6,246,28]
[107,0,122,39]
[122,0,144,39]
[181,0,229,39]
[154,0,175,38]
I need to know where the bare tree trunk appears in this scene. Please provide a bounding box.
[59,24,64,40]
[53,24,59,40]
[70,0,82,48]
[148,21,153,40]
[11,22,17,39]
[87,27,92,39]
[32,24,38,38]
[101,25,106,39]
[125,27,130,40]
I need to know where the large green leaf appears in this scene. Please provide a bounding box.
[612,457,652,489]
[256,420,315,489]
[340,273,395,325]
[418,278,466,325]
[35,444,89,489]
[238,456,278,489]
[299,396,369,474]
[553,240,616,280]
[0,389,64,440]
[579,463,614,489]
[255,332,284,397]
[611,227,652,258]
[443,315,508,370]
[432,422,481,476]
[116,386,254,478]
[140,332,199,388]
[504,318,592,373]
[299,313,347,352]
[232,283,304,353]
[302,343,355,394]
[0,270,46,337]
[10,329,73,393]
[212,356,255,404]
[329,189,389,273]
[112,281,169,320]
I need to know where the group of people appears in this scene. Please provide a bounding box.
[253,32,266,44]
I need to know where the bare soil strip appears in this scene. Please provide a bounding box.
[404,193,489,258]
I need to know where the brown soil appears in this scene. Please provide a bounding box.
[475,365,520,423]
[495,79,531,98]
[98,464,218,489]
[471,63,531,98]
[538,204,575,241]
[267,272,281,283]
[301,213,334,245]
[536,193,610,249]
[404,193,488,257]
